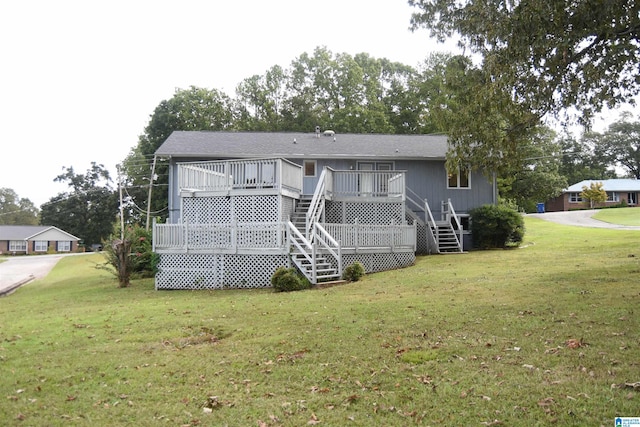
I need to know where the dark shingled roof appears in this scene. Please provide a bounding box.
[155,131,449,160]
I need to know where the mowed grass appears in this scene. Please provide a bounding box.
[1,218,639,426]
[593,206,640,226]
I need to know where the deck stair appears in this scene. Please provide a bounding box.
[289,196,342,284]
[431,221,462,253]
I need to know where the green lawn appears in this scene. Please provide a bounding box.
[1,218,639,426]
[593,206,640,226]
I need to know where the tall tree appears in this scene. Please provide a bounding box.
[40,163,118,246]
[592,113,640,179]
[0,188,39,225]
[409,0,640,171]
[409,0,640,124]
[498,128,568,212]
[122,86,234,223]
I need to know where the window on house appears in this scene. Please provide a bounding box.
[447,166,470,188]
[569,193,583,203]
[304,160,316,177]
[34,241,48,252]
[607,192,619,202]
[58,241,71,252]
[9,241,27,251]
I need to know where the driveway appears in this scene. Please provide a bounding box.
[528,209,640,230]
[0,253,92,296]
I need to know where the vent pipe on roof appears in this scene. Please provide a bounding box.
[315,126,320,138]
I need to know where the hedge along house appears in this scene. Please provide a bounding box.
[0,225,80,254]
[152,130,498,290]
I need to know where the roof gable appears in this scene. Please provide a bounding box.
[0,225,80,241]
[155,131,449,160]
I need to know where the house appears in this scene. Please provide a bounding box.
[152,130,498,290]
[0,225,80,255]
[545,179,640,211]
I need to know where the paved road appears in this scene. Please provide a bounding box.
[528,209,640,230]
[0,253,93,296]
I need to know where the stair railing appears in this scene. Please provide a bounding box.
[306,168,328,239]
[443,198,463,252]
[286,220,316,283]
[313,223,342,279]
[424,199,440,253]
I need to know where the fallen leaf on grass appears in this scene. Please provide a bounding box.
[565,338,586,349]
[307,413,320,425]
[481,420,503,426]
[611,382,640,390]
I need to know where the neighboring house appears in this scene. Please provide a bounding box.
[152,130,498,290]
[0,225,80,255]
[546,179,640,211]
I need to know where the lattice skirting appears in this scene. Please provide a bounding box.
[156,253,288,290]
[325,201,404,225]
[415,223,430,254]
[340,252,415,274]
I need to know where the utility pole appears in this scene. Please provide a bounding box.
[118,165,124,240]
[146,155,157,231]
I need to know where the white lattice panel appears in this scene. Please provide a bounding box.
[156,253,288,290]
[183,197,232,223]
[234,195,279,223]
[325,201,404,225]
[415,223,429,254]
[342,252,415,274]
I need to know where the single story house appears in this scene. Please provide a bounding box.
[152,130,498,290]
[545,179,640,211]
[0,225,80,255]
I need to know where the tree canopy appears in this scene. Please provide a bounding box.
[591,113,640,179]
[40,163,118,246]
[0,188,39,225]
[409,0,640,124]
[409,0,640,175]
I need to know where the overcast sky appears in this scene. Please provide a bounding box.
[0,0,626,207]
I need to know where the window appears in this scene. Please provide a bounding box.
[606,192,619,202]
[303,160,316,177]
[447,166,470,188]
[9,241,27,251]
[34,241,48,252]
[569,193,583,203]
[58,241,71,252]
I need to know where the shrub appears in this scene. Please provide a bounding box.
[100,224,158,287]
[342,261,365,282]
[469,204,525,249]
[271,267,311,292]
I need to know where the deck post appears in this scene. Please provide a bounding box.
[355,218,359,253]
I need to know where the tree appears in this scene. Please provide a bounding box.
[580,182,607,208]
[557,134,618,184]
[409,1,640,174]
[498,128,568,212]
[592,113,640,179]
[427,55,541,174]
[0,188,39,225]
[40,163,118,246]
[122,86,234,223]
[409,0,640,125]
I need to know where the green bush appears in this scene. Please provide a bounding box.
[271,267,311,292]
[342,261,365,282]
[469,204,525,249]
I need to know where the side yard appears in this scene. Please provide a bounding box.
[0,217,638,426]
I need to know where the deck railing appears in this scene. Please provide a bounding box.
[327,170,406,199]
[178,158,302,193]
[153,220,285,252]
[322,221,416,251]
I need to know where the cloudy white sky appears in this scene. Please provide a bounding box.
[0,0,626,207]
